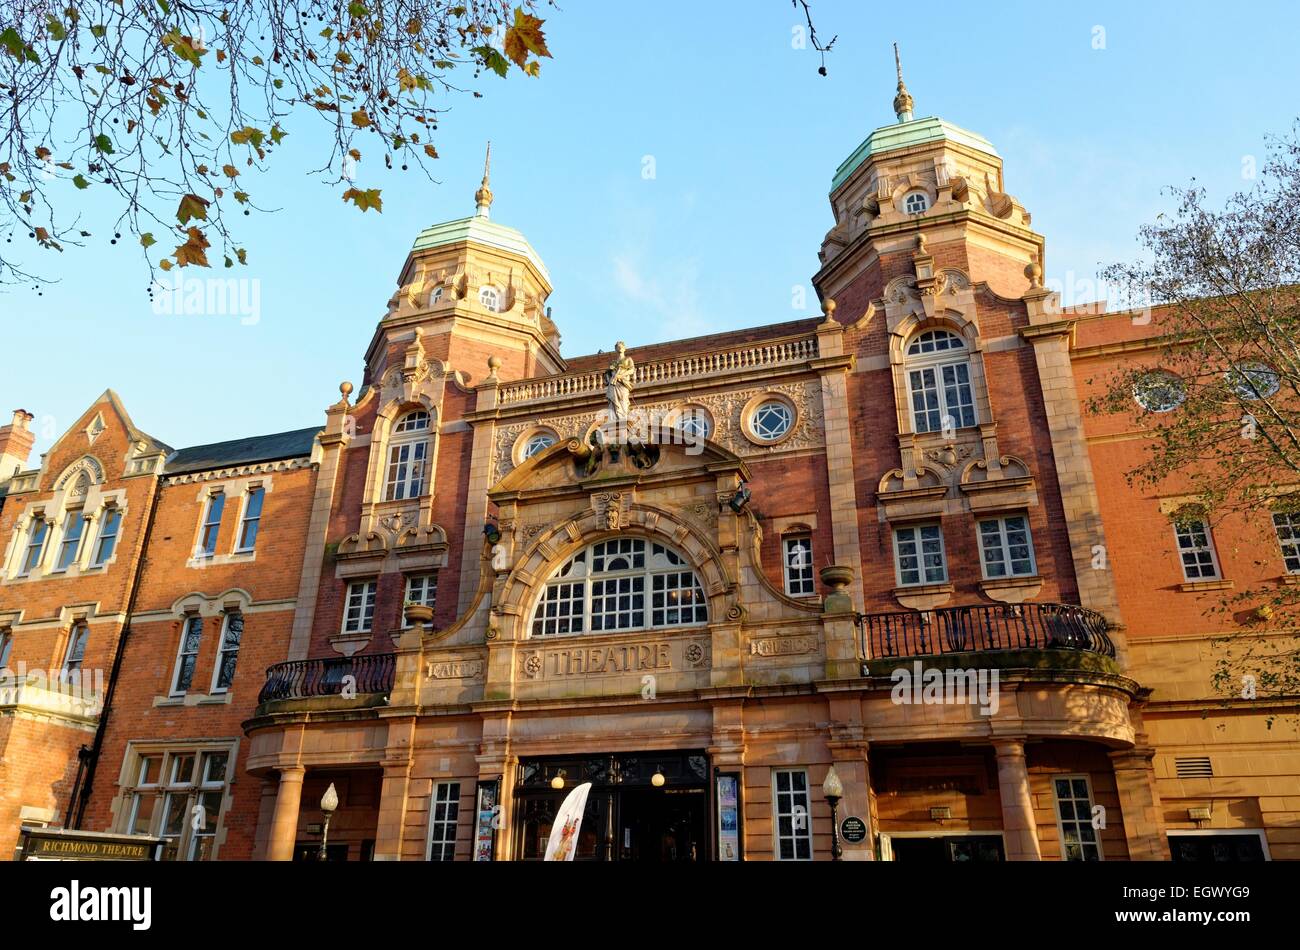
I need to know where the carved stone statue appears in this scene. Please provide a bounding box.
[604,341,635,431]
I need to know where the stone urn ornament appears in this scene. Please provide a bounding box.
[403,602,434,627]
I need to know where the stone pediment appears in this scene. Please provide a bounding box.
[490,433,747,497]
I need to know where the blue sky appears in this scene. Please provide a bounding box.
[5,0,1299,456]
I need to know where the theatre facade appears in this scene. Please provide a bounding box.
[1,74,1295,862]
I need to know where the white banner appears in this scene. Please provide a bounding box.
[543,782,592,861]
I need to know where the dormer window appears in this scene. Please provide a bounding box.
[385,410,431,501]
[903,190,929,214]
[479,285,503,313]
[905,329,976,433]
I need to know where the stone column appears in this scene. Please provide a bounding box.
[1109,743,1170,861]
[287,388,354,660]
[826,695,873,861]
[993,738,1041,861]
[373,763,413,861]
[266,766,305,861]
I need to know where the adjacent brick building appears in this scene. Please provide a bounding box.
[1,73,1294,861]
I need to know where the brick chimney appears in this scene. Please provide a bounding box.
[0,409,36,483]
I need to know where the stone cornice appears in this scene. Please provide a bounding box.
[163,456,314,486]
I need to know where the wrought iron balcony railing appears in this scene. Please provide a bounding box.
[859,602,1114,662]
[257,653,396,705]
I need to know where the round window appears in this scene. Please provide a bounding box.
[751,400,793,441]
[677,407,712,440]
[1226,362,1279,400]
[522,432,557,459]
[903,190,929,214]
[1133,371,1186,413]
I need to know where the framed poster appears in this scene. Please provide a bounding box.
[715,772,742,862]
[473,778,500,862]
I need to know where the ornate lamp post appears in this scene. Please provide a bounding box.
[317,782,338,862]
[822,766,844,862]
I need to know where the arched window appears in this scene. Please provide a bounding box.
[531,538,708,637]
[479,285,502,312]
[385,410,431,501]
[903,190,929,214]
[904,329,976,433]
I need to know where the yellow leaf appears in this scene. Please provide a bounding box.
[351,109,371,128]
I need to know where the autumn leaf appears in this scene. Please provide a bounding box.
[72,174,89,189]
[222,164,239,178]
[140,232,156,249]
[161,30,206,68]
[230,126,264,148]
[176,192,210,224]
[472,45,510,78]
[424,144,438,159]
[504,9,551,68]
[342,187,382,212]
[158,259,173,271]
[351,109,371,128]
[172,226,210,267]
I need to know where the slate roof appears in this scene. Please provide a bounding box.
[164,426,320,475]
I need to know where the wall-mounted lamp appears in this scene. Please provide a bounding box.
[728,481,751,514]
[1187,806,1212,822]
[317,782,339,862]
[483,519,501,545]
[929,806,952,822]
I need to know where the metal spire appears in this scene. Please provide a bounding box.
[474,141,494,218]
[893,43,914,123]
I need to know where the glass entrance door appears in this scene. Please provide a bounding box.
[514,751,710,861]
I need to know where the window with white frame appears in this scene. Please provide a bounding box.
[773,769,812,861]
[145,748,231,860]
[427,781,461,861]
[211,612,242,692]
[977,515,1036,578]
[171,615,205,694]
[405,573,437,624]
[1173,516,1220,581]
[61,622,89,680]
[783,536,814,596]
[20,514,49,575]
[479,285,502,312]
[893,523,948,586]
[903,190,929,214]
[385,410,430,501]
[750,400,793,442]
[522,431,556,460]
[677,406,713,441]
[0,629,12,670]
[905,329,977,434]
[342,580,377,634]
[530,538,708,637]
[54,508,86,572]
[236,487,264,552]
[1272,511,1300,574]
[90,506,122,567]
[197,492,225,557]
[1053,775,1102,861]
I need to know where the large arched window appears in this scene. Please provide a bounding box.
[385,410,431,501]
[904,329,976,433]
[530,538,708,637]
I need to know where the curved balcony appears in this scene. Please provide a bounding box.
[257,653,396,705]
[859,602,1115,667]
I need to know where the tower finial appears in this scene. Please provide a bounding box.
[892,42,914,123]
[474,141,494,218]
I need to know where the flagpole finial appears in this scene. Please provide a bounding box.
[892,43,914,123]
[475,141,494,218]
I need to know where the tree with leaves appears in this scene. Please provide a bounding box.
[0,0,553,283]
[1090,125,1300,720]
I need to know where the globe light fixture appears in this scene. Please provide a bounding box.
[651,770,665,788]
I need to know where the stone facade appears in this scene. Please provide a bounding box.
[1,94,1294,863]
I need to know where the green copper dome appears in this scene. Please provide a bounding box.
[831,116,999,192]
[410,214,550,284]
